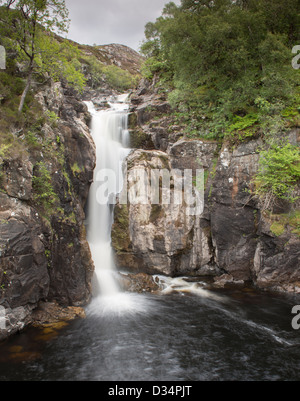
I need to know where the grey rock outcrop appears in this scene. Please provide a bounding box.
[112,146,219,277]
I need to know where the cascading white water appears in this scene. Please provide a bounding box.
[85,95,131,298]
[84,95,152,317]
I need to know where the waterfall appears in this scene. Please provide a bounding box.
[85,95,130,298]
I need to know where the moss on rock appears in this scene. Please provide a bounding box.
[111,203,131,254]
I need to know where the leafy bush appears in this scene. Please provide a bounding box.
[227,114,259,133]
[141,57,168,80]
[32,162,58,213]
[254,142,300,209]
[103,65,139,92]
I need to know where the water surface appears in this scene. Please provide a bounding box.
[0,286,299,381]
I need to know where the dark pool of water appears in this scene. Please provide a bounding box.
[0,286,299,381]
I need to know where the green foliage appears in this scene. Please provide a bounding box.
[0,70,26,129]
[0,0,78,111]
[45,110,59,127]
[0,143,11,184]
[32,161,58,213]
[140,57,170,81]
[254,142,300,206]
[0,0,70,40]
[225,113,259,142]
[267,211,300,238]
[103,64,139,92]
[82,54,139,91]
[81,54,105,89]
[35,34,86,92]
[270,221,285,237]
[290,211,300,237]
[227,114,259,133]
[140,0,300,140]
[0,71,24,101]
[0,143,11,158]
[71,162,82,175]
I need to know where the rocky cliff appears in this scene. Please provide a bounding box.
[112,79,300,294]
[0,81,96,340]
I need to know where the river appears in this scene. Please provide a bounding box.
[0,284,299,381]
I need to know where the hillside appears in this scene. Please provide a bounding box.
[78,43,143,76]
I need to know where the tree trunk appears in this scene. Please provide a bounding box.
[18,59,34,113]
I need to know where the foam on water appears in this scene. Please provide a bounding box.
[87,292,153,318]
[155,275,226,302]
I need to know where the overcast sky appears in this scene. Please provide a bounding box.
[64,0,181,52]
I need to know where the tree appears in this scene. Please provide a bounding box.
[140,0,299,139]
[0,0,70,112]
[35,32,86,92]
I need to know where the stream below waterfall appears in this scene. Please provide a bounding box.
[0,286,300,381]
[0,96,299,382]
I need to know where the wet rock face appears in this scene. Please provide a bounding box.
[210,204,258,281]
[210,141,261,208]
[0,195,49,309]
[209,141,261,281]
[1,159,33,200]
[254,219,300,293]
[112,148,219,277]
[169,140,218,172]
[0,194,50,340]
[209,140,300,290]
[0,82,96,339]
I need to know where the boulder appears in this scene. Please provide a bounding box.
[117,272,160,293]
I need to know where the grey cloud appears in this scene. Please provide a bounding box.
[64,0,181,51]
